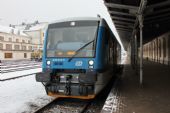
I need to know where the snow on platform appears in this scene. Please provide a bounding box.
[0,75,54,113]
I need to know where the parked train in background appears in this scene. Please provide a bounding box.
[36,17,121,99]
[143,32,170,65]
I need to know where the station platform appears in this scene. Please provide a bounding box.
[102,60,170,113]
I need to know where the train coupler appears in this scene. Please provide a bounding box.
[65,75,72,95]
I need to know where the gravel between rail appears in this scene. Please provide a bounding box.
[34,98,92,113]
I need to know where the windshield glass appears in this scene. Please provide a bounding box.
[46,21,98,58]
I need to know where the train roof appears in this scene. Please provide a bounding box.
[49,17,103,25]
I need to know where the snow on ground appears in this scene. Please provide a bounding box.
[0,75,55,113]
[0,68,42,80]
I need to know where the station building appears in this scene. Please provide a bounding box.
[0,25,32,60]
[143,32,170,65]
[0,22,47,61]
[24,22,47,59]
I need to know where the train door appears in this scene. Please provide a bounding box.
[108,35,114,66]
[101,27,109,68]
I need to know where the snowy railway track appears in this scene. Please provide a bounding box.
[34,98,92,113]
[0,73,36,81]
[1,63,41,69]
[33,75,121,113]
[0,61,42,81]
[1,65,41,73]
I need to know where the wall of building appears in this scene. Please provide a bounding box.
[143,32,170,65]
[0,32,32,60]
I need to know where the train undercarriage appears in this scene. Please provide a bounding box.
[36,68,113,99]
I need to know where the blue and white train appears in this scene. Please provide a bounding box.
[36,17,121,99]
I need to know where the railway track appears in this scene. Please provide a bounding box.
[0,61,42,81]
[34,98,92,113]
[0,73,36,81]
[33,76,119,113]
[0,61,41,73]
[1,65,41,73]
[0,61,41,79]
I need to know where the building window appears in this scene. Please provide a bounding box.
[0,43,3,49]
[9,38,12,42]
[16,39,19,42]
[34,46,37,50]
[28,46,32,50]
[0,36,4,41]
[14,45,20,50]
[5,53,13,58]
[6,44,12,50]
[22,40,25,43]
[28,40,30,44]
[22,45,26,50]
[24,53,27,58]
[169,35,170,57]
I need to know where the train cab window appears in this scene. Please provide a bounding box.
[47,21,98,58]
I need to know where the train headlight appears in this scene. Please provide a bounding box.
[46,60,51,65]
[88,60,94,65]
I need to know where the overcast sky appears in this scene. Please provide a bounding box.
[0,0,107,25]
[0,0,124,49]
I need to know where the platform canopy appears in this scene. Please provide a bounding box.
[104,0,170,49]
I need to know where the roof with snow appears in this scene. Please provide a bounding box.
[0,25,29,37]
[13,22,48,31]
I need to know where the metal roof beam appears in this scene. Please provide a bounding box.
[113,20,134,26]
[109,10,135,16]
[145,16,170,24]
[105,2,138,10]
[116,28,133,31]
[145,13,170,21]
[117,29,132,33]
[116,27,133,31]
[147,0,170,9]
[111,16,135,22]
[146,7,170,16]
[115,23,134,28]
[115,25,133,29]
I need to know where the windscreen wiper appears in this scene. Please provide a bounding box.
[68,40,94,62]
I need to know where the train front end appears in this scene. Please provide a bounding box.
[36,18,103,99]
